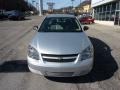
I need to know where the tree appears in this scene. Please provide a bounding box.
[0,0,37,11]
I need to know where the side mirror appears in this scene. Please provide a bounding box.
[33,26,38,31]
[83,26,89,31]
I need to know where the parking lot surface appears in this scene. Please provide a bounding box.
[0,16,120,90]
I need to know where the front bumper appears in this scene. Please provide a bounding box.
[27,56,93,77]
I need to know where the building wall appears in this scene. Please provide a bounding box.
[91,0,115,7]
[83,4,91,13]
[92,0,120,26]
[95,20,114,26]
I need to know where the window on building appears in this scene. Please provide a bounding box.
[106,4,110,11]
[106,12,110,21]
[94,1,118,21]
[111,2,116,11]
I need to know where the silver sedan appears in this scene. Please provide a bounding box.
[27,14,94,77]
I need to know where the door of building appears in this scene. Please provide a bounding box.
[114,11,120,26]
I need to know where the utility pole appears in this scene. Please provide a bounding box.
[39,0,43,16]
[47,2,55,13]
[71,0,74,8]
[36,3,39,10]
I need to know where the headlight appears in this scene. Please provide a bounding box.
[81,46,93,61]
[28,45,39,60]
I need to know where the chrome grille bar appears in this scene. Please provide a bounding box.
[41,54,78,62]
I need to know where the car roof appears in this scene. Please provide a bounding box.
[46,14,75,18]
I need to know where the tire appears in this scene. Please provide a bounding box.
[18,17,21,20]
[89,21,92,24]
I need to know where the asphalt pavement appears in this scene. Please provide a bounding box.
[0,16,120,90]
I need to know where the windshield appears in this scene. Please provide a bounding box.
[38,17,82,32]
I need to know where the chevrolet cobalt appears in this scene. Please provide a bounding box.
[27,14,94,77]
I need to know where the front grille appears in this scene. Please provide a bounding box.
[41,54,78,63]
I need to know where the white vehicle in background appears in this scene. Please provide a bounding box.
[27,14,94,77]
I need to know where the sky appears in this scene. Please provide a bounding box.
[28,0,84,10]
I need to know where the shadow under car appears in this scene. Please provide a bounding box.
[46,37,118,83]
[0,37,118,83]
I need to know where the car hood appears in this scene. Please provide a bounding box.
[31,32,91,54]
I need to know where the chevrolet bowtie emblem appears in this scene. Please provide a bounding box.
[58,57,63,60]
